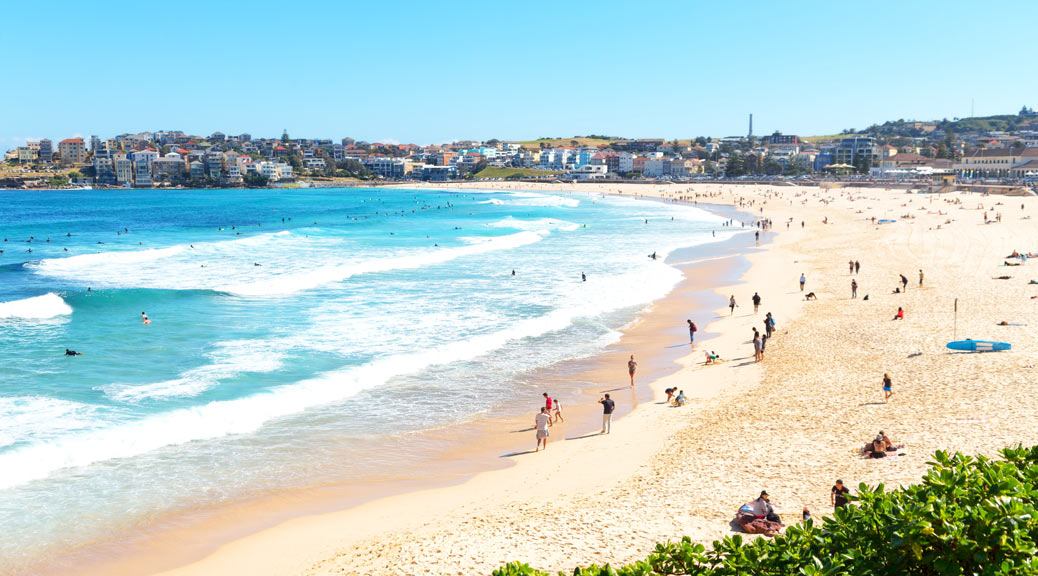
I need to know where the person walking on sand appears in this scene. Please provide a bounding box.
[799,273,807,292]
[627,355,638,386]
[687,319,697,345]
[855,260,860,274]
[599,394,615,434]
[542,393,555,426]
[900,274,908,291]
[752,292,761,314]
[729,295,737,315]
[753,329,762,363]
[831,479,850,509]
[851,278,858,298]
[535,407,551,452]
[918,269,924,287]
[552,397,564,423]
[849,260,854,274]
[882,373,894,403]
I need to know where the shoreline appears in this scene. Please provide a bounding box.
[29,191,758,575]
[40,180,1038,576]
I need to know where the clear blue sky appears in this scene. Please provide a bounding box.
[2,0,1036,148]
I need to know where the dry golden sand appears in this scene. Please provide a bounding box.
[154,183,1038,576]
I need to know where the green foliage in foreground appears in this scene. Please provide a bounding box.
[494,446,1038,576]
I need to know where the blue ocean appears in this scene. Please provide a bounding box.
[0,187,730,569]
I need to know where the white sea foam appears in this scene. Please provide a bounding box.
[0,396,103,449]
[29,229,553,297]
[507,193,580,208]
[100,342,285,402]
[478,199,505,205]
[0,253,684,490]
[220,230,546,296]
[486,217,581,233]
[0,293,73,320]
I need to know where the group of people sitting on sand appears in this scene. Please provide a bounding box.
[735,490,784,537]
[663,387,687,406]
[861,431,904,458]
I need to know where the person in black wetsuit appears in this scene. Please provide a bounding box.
[65,348,82,356]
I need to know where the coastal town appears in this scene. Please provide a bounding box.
[4,108,1038,190]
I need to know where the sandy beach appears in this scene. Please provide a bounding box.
[85,181,1038,576]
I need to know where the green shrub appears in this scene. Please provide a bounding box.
[494,446,1038,575]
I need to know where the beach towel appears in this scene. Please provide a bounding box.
[736,513,783,537]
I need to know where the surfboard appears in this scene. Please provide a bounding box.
[946,340,1011,352]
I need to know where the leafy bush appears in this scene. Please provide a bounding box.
[494,446,1038,575]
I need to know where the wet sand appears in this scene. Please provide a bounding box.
[42,200,753,576]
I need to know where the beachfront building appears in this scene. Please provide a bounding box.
[422,165,456,181]
[134,161,153,187]
[642,158,666,178]
[190,161,206,181]
[37,139,53,163]
[567,164,608,180]
[365,157,411,179]
[58,138,87,164]
[16,145,37,164]
[668,158,705,179]
[955,147,1038,179]
[834,136,876,166]
[152,156,186,183]
[114,156,133,186]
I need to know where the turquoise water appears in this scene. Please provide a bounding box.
[0,187,732,568]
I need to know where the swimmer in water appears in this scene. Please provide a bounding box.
[141,312,151,325]
[512,269,516,276]
[65,348,83,356]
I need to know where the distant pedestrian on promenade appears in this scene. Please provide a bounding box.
[851,279,858,298]
[627,355,638,386]
[535,407,551,452]
[752,292,761,314]
[799,273,807,292]
[729,295,737,315]
[599,394,615,434]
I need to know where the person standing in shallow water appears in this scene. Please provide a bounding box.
[729,295,737,315]
[627,355,638,386]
